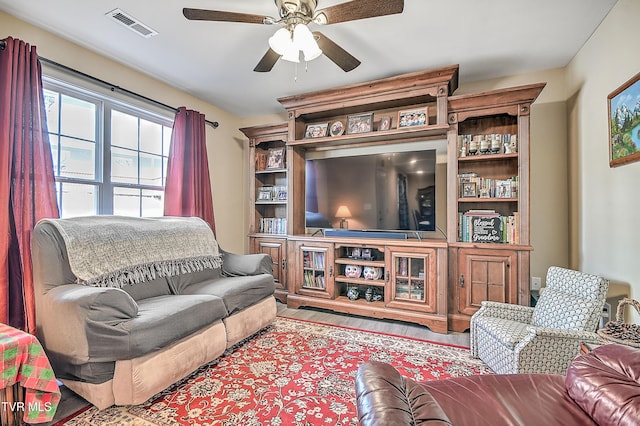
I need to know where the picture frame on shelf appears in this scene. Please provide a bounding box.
[266,146,285,169]
[608,72,640,167]
[256,150,268,171]
[276,187,287,201]
[461,182,477,198]
[257,188,273,201]
[398,107,428,128]
[329,120,345,137]
[378,116,392,131]
[346,113,373,134]
[304,123,329,138]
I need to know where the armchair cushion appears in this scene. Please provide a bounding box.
[531,289,600,330]
[473,316,530,350]
[531,266,608,332]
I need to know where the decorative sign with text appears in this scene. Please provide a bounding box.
[471,216,502,243]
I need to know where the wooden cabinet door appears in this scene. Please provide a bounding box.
[252,237,287,293]
[385,246,438,313]
[457,248,517,316]
[294,241,334,299]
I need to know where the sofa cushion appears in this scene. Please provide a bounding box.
[181,274,275,315]
[120,277,173,301]
[167,268,223,295]
[88,294,228,360]
[566,344,640,426]
[422,373,597,426]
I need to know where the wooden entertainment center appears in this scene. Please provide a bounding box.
[240,64,545,333]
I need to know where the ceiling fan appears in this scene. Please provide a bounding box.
[182,0,404,72]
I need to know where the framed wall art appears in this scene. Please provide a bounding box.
[608,72,640,167]
[346,113,373,134]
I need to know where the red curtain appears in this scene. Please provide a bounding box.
[164,107,216,234]
[0,37,60,333]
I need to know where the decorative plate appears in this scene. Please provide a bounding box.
[329,120,344,137]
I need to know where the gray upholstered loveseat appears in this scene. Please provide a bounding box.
[31,216,277,409]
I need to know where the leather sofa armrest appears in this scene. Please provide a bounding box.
[221,249,273,276]
[38,284,138,363]
[355,361,452,426]
[566,344,640,426]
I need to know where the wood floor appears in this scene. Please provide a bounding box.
[43,302,470,424]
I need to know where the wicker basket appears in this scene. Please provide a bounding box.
[597,298,640,348]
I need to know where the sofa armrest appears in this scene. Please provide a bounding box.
[38,284,138,364]
[221,249,273,276]
[355,361,452,426]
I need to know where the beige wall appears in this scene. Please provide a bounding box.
[565,0,640,321]
[1,10,248,253]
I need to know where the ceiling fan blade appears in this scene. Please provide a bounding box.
[315,0,404,25]
[313,32,361,72]
[254,48,281,72]
[183,8,269,24]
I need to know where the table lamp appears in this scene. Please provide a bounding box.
[335,205,352,229]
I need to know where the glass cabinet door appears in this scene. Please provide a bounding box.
[393,256,425,302]
[386,248,437,313]
[296,242,334,299]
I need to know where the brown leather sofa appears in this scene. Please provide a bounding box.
[355,344,640,425]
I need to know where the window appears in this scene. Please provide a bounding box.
[43,79,173,218]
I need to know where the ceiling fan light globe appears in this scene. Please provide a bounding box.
[293,24,322,61]
[268,27,293,55]
[281,45,300,63]
[302,45,322,61]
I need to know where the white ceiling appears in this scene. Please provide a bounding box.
[0,0,618,118]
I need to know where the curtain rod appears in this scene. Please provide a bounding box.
[0,44,219,128]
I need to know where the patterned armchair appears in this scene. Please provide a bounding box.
[470,266,609,375]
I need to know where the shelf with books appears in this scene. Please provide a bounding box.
[240,122,290,237]
[457,210,520,244]
[446,82,545,331]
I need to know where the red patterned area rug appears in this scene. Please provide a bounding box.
[58,317,491,425]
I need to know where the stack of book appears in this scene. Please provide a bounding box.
[258,217,287,234]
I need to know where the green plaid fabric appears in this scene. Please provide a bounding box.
[1,323,60,423]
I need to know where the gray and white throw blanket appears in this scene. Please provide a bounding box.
[40,216,222,288]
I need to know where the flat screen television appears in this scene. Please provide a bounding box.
[305,141,446,237]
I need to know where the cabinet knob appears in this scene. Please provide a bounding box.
[385,271,390,282]
[460,275,465,287]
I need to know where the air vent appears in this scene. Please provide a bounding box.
[106,8,158,38]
